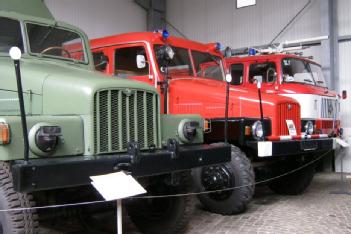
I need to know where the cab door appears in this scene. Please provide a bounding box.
[112,43,156,87]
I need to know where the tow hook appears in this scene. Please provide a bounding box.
[128,141,141,164]
[167,138,180,159]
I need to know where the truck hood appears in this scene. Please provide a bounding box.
[0,56,157,115]
[169,77,298,119]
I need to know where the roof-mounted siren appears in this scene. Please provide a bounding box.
[224,35,329,57]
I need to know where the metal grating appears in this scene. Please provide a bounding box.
[94,89,159,154]
[277,103,301,135]
[321,98,337,119]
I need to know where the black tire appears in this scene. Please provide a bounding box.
[193,145,255,215]
[0,162,39,234]
[268,162,315,195]
[127,172,194,234]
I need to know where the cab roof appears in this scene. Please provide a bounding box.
[90,31,222,56]
[0,0,54,20]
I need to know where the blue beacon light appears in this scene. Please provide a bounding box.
[215,42,221,51]
[162,29,169,40]
[248,48,256,56]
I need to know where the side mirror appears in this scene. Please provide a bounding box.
[136,55,147,69]
[225,73,232,83]
[342,90,347,99]
[94,54,109,71]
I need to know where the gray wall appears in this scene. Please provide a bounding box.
[45,0,147,39]
[167,0,322,62]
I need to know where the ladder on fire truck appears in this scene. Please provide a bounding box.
[224,36,329,57]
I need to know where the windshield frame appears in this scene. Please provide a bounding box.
[191,49,225,82]
[281,57,327,88]
[24,21,89,64]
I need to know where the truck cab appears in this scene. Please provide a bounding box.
[0,1,231,233]
[91,31,334,215]
[225,54,341,136]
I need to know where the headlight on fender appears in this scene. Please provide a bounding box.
[178,119,199,143]
[304,121,314,135]
[252,121,264,140]
[29,123,62,156]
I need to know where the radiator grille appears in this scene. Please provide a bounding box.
[277,103,300,135]
[94,89,159,154]
[321,98,337,119]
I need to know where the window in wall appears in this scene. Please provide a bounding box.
[114,46,149,78]
[236,0,256,9]
[230,63,244,85]
[249,62,277,83]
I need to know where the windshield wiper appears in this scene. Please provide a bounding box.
[38,23,57,46]
[38,27,53,46]
[304,79,313,83]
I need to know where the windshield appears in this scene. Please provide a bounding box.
[282,58,327,87]
[154,45,224,81]
[192,50,224,81]
[0,17,24,53]
[26,23,86,63]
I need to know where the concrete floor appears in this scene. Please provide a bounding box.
[40,173,351,234]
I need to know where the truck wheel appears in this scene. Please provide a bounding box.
[0,162,39,234]
[127,172,194,234]
[268,162,315,195]
[193,145,255,215]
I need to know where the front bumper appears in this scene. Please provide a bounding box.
[246,138,333,157]
[11,143,231,192]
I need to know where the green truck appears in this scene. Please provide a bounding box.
[0,0,231,233]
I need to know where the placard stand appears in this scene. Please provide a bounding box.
[90,171,147,234]
[117,199,122,234]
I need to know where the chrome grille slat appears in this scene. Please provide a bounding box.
[94,89,159,154]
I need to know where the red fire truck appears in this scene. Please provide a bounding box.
[225,52,343,137]
[90,31,333,215]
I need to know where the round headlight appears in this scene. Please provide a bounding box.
[29,123,61,156]
[304,121,314,135]
[178,119,199,143]
[252,121,264,140]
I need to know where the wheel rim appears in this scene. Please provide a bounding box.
[201,164,233,200]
